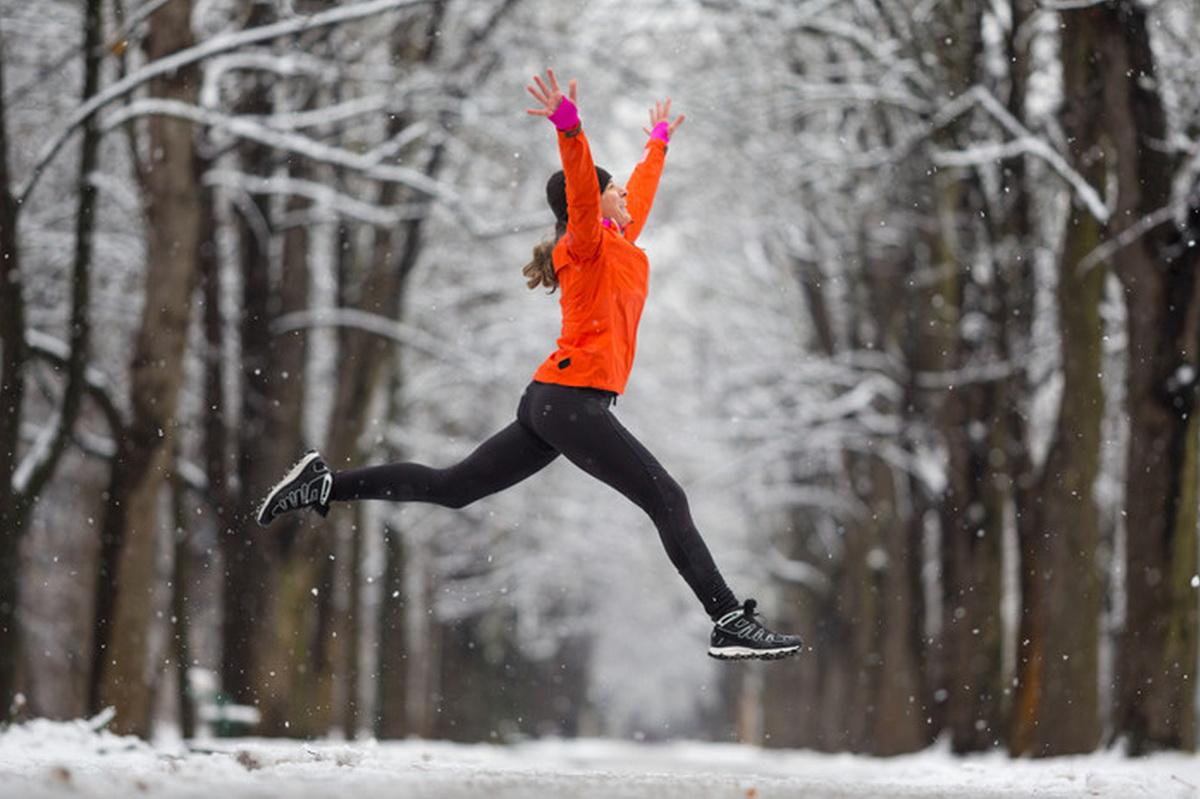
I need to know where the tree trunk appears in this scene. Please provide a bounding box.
[871,459,929,754]
[0,22,27,719]
[911,0,1009,754]
[1101,1,1200,754]
[170,459,195,739]
[760,254,839,750]
[95,0,201,737]
[761,506,834,749]
[1011,117,1106,754]
[928,170,1007,753]
[219,0,285,711]
[975,0,1053,757]
[859,222,930,756]
[375,523,409,737]
[246,184,312,734]
[939,386,1008,756]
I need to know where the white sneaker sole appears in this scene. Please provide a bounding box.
[708,644,802,661]
[256,451,323,527]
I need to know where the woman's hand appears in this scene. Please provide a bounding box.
[525,68,578,119]
[644,97,685,139]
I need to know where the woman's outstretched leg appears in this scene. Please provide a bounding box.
[257,407,558,526]
[331,419,558,508]
[520,381,802,660]
[520,381,739,619]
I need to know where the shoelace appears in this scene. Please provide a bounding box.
[715,598,771,630]
[741,598,761,623]
[740,598,790,644]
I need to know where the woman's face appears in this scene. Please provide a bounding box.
[600,180,631,227]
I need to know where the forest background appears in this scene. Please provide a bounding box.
[1,0,1199,760]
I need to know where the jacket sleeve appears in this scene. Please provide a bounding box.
[622,136,667,244]
[558,125,604,262]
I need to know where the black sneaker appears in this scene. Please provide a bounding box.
[256,450,333,527]
[708,599,802,661]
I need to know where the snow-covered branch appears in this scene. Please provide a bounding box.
[272,308,499,373]
[200,52,405,107]
[12,411,60,496]
[1173,140,1200,222]
[18,0,434,205]
[13,330,126,493]
[932,86,1110,223]
[791,17,935,97]
[203,169,423,226]
[912,346,1050,390]
[931,138,1043,169]
[102,99,543,238]
[1077,204,1178,274]
[245,91,392,133]
[785,82,931,116]
[1034,0,1108,9]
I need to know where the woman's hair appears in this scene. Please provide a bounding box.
[522,222,566,293]
[526,167,612,293]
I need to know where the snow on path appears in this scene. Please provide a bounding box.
[0,718,1198,798]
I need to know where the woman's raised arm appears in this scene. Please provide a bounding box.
[526,69,604,261]
[623,97,685,243]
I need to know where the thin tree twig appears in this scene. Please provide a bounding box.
[1078,205,1177,274]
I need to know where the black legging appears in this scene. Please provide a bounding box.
[331,380,740,620]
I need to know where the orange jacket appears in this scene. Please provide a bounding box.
[532,123,667,394]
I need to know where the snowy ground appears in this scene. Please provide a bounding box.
[1,718,1199,798]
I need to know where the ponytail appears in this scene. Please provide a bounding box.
[522,224,566,293]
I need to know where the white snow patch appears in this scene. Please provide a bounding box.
[0,719,1198,798]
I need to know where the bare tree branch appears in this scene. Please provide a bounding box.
[20,330,125,457]
[272,308,499,372]
[199,51,406,106]
[1035,0,1108,9]
[103,99,547,237]
[932,85,1111,222]
[18,0,434,206]
[1077,204,1177,274]
[204,168,424,226]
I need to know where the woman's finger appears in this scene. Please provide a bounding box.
[532,74,551,101]
[670,113,686,133]
[547,68,560,95]
[527,84,548,105]
[568,78,578,105]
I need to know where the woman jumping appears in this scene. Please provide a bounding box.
[257,69,802,661]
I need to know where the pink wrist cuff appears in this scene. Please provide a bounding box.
[649,121,670,144]
[549,97,580,131]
